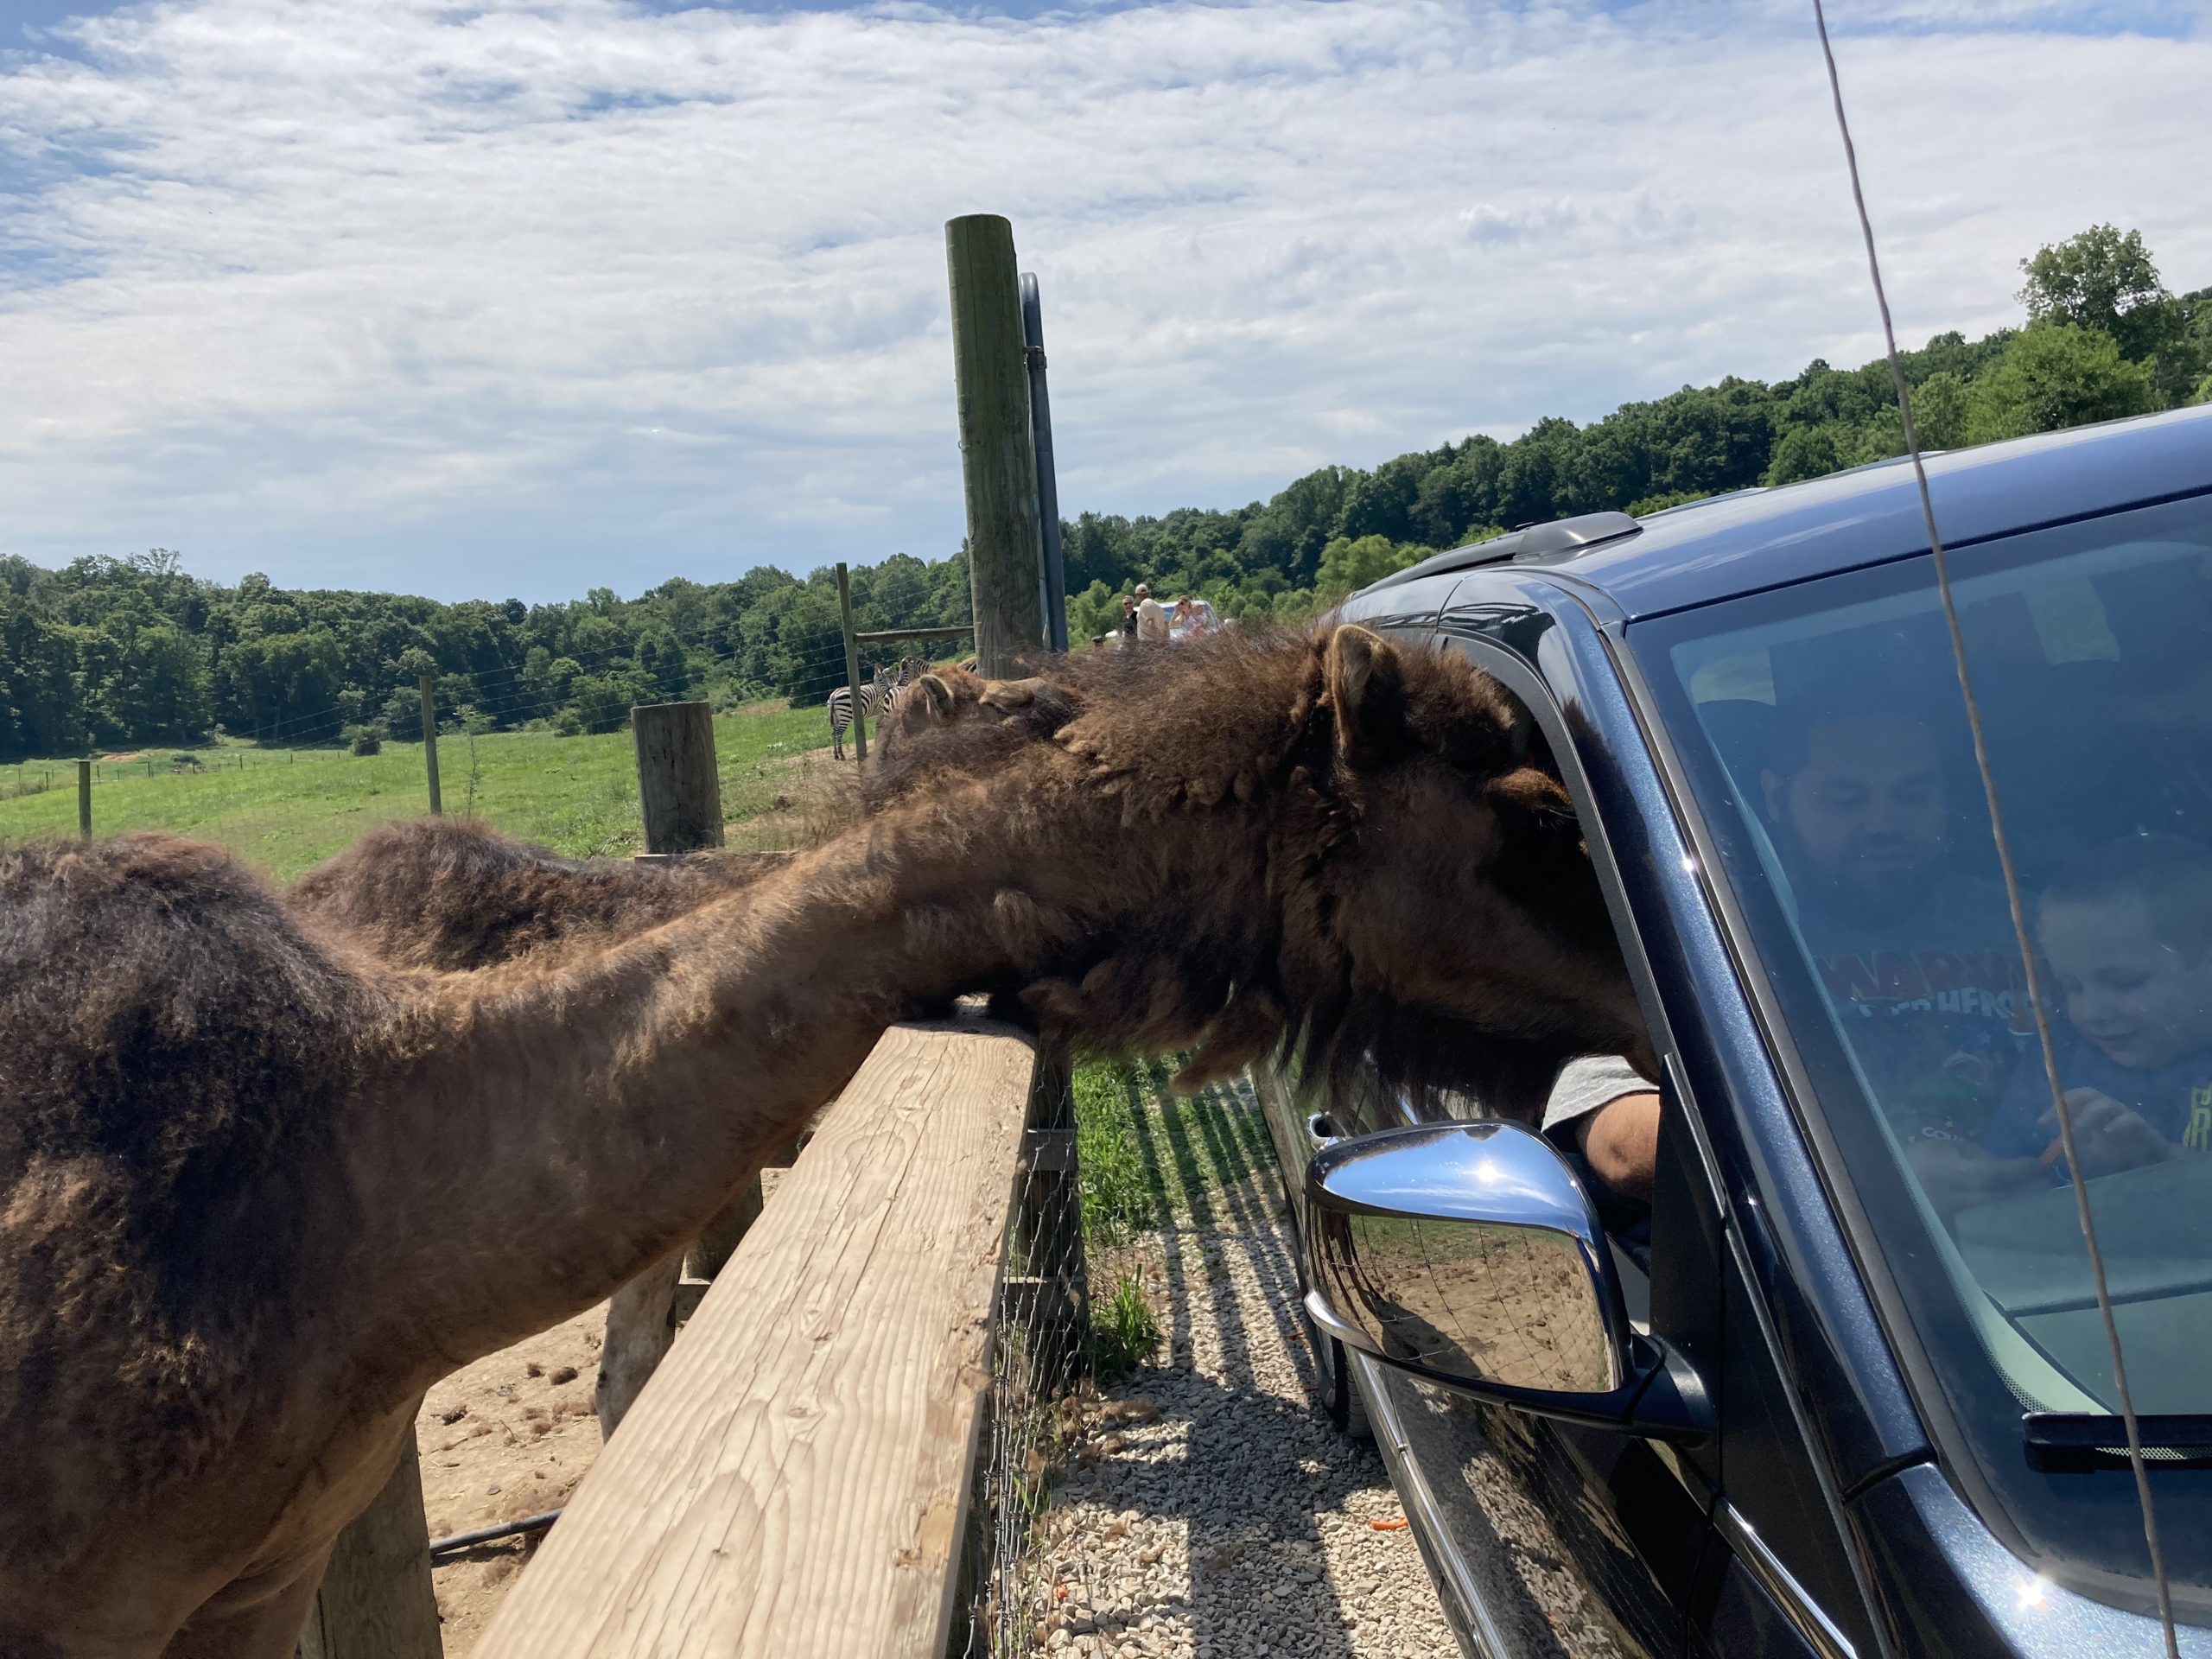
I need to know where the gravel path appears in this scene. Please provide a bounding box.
[1024,1072,1460,1659]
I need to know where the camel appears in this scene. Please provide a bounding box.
[286,814,789,970]
[287,817,803,1433]
[0,623,1648,1657]
[868,664,1075,767]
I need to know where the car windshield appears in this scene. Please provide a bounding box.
[1634,493,2212,1612]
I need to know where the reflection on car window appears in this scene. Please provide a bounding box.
[1639,497,2212,1601]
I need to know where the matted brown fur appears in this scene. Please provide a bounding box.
[0,836,372,1567]
[287,816,790,969]
[862,624,1645,1095]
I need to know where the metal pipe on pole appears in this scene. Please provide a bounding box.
[418,675,442,816]
[944,215,1047,679]
[1020,272,1068,653]
[836,562,868,763]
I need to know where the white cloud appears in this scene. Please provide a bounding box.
[0,0,2205,598]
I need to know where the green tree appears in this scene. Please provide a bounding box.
[1964,323,2160,444]
[1909,371,1971,451]
[2018,224,2171,357]
[1764,423,1853,486]
[1315,535,1427,601]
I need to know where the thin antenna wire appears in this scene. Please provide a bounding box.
[1809,5,2179,1649]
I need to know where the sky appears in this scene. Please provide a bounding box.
[1,0,2205,603]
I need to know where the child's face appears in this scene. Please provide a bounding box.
[2040,896,2212,1071]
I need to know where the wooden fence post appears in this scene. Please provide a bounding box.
[599,700,741,1439]
[418,676,442,816]
[835,562,869,763]
[294,1435,442,1659]
[946,213,1046,678]
[76,760,91,838]
[631,701,725,857]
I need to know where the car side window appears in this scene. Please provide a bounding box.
[1444,628,1878,1654]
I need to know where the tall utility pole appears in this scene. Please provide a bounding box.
[945,214,1046,678]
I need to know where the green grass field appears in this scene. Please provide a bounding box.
[0,703,840,880]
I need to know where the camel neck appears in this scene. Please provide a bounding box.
[333,829,974,1382]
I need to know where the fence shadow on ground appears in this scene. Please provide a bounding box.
[1032,1062,1451,1659]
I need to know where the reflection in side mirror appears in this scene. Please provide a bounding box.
[1302,1121,1708,1440]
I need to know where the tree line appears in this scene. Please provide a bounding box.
[3,225,2203,762]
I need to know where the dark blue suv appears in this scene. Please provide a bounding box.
[1255,405,2212,1658]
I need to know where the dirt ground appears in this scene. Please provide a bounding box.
[415,1306,607,1656]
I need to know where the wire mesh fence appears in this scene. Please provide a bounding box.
[950,1052,1095,1659]
[1,620,976,878]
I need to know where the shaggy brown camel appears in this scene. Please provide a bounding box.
[286,814,788,970]
[0,623,1647,1657]
[870,664,1075,763]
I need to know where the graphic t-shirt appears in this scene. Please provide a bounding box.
[1986,1038,2212,1170]
[1797,879,2032,1147]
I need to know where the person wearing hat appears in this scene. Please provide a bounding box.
[1134,583,1169,644]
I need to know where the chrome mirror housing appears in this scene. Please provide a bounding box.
[1303,1119,1709,1440]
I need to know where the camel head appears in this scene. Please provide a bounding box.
[868,622,1650,1109]
[1281,624,1653,1102]
[871,665,1075,768]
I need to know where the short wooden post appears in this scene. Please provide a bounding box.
[418,675,442,816]
[76,760,91,838]
[631,702,725,856]
[835,562,868,763]
[600,701,732,1439]
[946,213,1047,678]
[294,1436,442,1659]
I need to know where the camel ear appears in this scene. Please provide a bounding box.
[980,677,1040,711]
[1327,625,1408,766]
[917,674,955,724]
[1489,766,1584,849]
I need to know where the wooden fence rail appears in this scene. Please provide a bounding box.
[473,1017,1042,1658]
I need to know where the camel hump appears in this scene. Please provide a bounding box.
[0,832,362,1561]
[288,817,776,970]
[1,830,358,1209]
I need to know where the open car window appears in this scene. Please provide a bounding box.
[1634,494,2212,1616]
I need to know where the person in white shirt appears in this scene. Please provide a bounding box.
[1134,584,1169,644]
[1542,1057,1658,1199]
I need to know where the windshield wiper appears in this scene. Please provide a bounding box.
[2024,1414,2212,1473]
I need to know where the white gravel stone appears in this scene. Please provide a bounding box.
[1016,1079,1460,1658]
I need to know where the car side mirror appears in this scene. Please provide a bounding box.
[1302,1120,1710,1443]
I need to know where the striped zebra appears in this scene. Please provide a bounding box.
[827,657,929,760]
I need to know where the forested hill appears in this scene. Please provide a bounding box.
[5,225,2207,761]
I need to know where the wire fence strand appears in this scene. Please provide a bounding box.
[950,1060,1092,1658]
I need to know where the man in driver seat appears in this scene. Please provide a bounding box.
[1545,701,2048,1224]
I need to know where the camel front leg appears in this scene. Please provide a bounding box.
[160,1554,327,1659]
[596,1251,681,1438]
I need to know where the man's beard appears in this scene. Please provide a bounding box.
[1772,821,1942,927]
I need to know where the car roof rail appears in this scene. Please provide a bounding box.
[1363,511,1642,594]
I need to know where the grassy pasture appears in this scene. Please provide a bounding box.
[0,702,842,880]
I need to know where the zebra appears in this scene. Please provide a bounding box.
[827,657,930,760]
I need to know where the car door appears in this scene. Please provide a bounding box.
[1263,599,1721,1659]
[1422,572,1891,1659]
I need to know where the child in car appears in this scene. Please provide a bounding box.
[1986,835,2212,1180]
